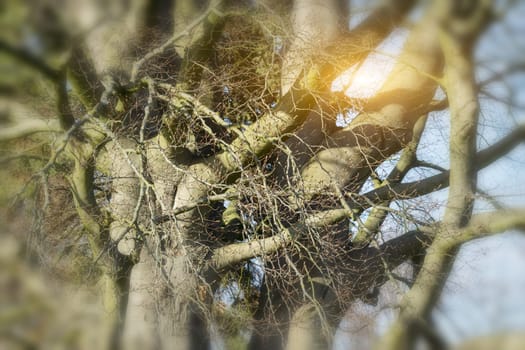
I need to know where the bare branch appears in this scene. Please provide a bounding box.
[353,115,428,246]
[130,1,224,82]
[438,209,525,248]
[0,39,60,82]
[0,119,61,142]
[0,39,77,129]
[377,1,493,347]
[209,123,525,270]
[67,44,104,110]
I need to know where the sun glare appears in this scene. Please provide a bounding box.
[331,29,409,100]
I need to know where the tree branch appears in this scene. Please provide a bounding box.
[0,39,60,82]
[438,209,525,248]
[208,122,525,270]
[353,115,428,246]
[376,1,493,348]
[0,119,61,142]
[353,123,525,212]
[67,44,103,110]
[130,0,224,83]
[0,39,76,129]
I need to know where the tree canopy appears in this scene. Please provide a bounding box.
[1,0,525,349]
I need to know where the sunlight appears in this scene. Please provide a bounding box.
[331,28,409,99]
[331,29,409,127]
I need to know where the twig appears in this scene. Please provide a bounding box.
[130,2,224,82]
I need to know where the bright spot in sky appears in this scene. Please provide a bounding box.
[331,29,409,100]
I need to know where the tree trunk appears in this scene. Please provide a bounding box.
[123,242,210,350]
[100,267,132,350]
[122,247,161,350]
[285,300,340,350]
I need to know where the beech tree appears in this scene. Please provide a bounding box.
[1,0,525,349]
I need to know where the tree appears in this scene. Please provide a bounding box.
[1,0,524,349]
